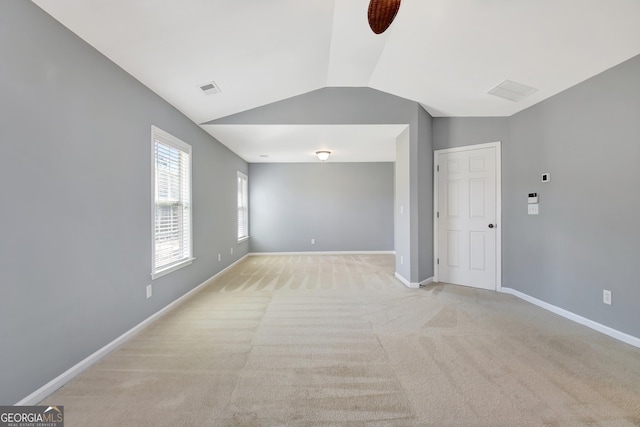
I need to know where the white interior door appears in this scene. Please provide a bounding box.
[436,145,499,290]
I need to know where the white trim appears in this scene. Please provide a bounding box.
[433,141,502,291]
[152,126,192,152]
[394,273,433,289]
[420,277,435,287]
[434,141,501,155]
[501,287,640,349]
[237,171,249,242]
[433,148,438,283]
[16,255,249,406]
[151,257,194,280]
[151,126,193,279]
[249,251,395,256]
[394,272,416,288]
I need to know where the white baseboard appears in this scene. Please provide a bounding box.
[249,251,395,256]
[16,255,249,406]
[420,277,435,287]
[500,287,640,349]
[395,273,433,289]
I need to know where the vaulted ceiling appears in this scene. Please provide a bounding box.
[32,0,640,162]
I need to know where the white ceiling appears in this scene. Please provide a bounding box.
[32,0,640,162]
[208,125,408,163]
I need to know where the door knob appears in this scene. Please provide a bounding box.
[488,224,495,229]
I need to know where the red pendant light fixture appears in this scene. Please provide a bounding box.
[368,0,401,34]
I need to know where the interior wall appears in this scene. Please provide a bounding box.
[0,2,248,405]
[248,162,394,253]
[395,129,411,279]
[208,87,434,284]
[416,107,434,282]
[204,87,419,126]
[432,54,640,340]
[505,54,640,339]
[432,117,510,151]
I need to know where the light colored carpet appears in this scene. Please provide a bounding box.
[41,254,640,426]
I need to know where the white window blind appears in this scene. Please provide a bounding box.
[237,172,249,241]
[152,127,192,278]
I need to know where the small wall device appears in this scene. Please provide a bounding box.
[528,193,539,204]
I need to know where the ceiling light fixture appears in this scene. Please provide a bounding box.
[368,0,402,34]
[316,151,331,161]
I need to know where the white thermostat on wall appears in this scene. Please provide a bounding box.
[542,173,550,182]
[528,193,538,204]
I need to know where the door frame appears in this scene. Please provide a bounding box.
[433,141,502,291]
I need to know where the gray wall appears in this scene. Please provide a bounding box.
[433,117,509,150]
[204,87,419,126]
[394,129,411,279]
[0,2,248,404]
[416,107,434,282]
[208,87,434,284]
[432,54,640,339]
[248,163,394,253]
[505,54,640,338]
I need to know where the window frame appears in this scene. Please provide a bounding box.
[237,171,249,242]
[151,126,194,279]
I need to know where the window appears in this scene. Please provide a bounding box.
[152,126,193,279]
[237,171,249,241]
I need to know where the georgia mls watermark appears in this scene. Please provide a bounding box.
[0,406,63,427]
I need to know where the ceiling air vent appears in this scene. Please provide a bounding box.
[488,80,537,102]
[199,81,221,95]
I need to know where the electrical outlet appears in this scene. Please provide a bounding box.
[400,256,404,265]
[146,284,152,299]
[603,289,612,305]
[528,204,539,215]
[218,253,221,262]
[311,239,316,245]
[230,248,234,255]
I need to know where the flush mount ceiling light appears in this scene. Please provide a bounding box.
[368,0,402,34]
[316,151,331,161]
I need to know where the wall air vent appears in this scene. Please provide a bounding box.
[488,80,537,102]
[199,81,221,95]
